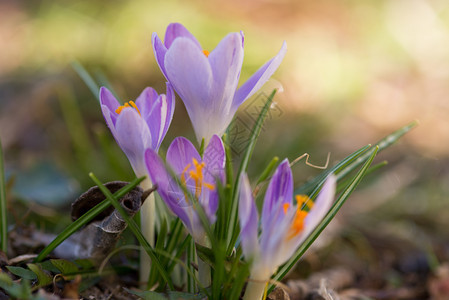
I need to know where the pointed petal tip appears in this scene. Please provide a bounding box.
[151,32,158,43]
[99,86,109,102]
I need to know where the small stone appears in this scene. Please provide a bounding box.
[268,286,291,300]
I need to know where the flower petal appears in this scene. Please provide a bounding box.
[135,87,162,150]
[203,135,226,181]
[208,32,244,113]
[282,175,336,264]
[164,23,202,49]
[201,135,225,221]
[115,108,152,177]
[144,149,193,232]
[166,136,201,175]
[160,83,176,146]
[259,159,293,264]
[99,87,121,113]
[232,41,287,108]
[238,173,260,259]
[152,32,168,78]
[261,159,293,228]
[304,175,336,233]
[135,87,159,118]
[165,37,213,110]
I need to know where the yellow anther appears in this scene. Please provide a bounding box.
[203,182,215,191]
[115,101,141,116]
[179,158,216,200]
[287,209,308,240]
[296,195,313,209]
[202,49,210,57]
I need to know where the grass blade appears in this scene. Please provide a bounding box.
[226,89,277,253]
[0,138,7,253]
[337,120,417,180]
[71,61,100,101]
[256,156,279,186]
[187,238,196,293]
[89,173,173,289]
[268,145,379,293]
[295,144,371,196]
[34,177,145,262]
[296,121,416,196]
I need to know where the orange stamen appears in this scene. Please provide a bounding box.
[180,158,215,200]
[287,209,308,240]
[295,195,313,209]
[203,182,215,191]
[283,203,290,215]
[115,101,141,116]
[202,49,210,57]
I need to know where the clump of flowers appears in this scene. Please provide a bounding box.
[31,22,407,300]
[86,22,391,299]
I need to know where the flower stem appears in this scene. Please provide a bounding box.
[140,178,155,286]
[196,234,211,289]
[197,255,211,288]
[243,279,268,300]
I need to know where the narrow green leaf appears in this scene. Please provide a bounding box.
[94,70,118,96]
[50,259,80,275]
[226,89,278,253]
[148,219,169,287]
[186,238,196,294]
[211,242,226,299]
[336,160,388,193]
[336,121,416,180]
[268,146,379,293]
[295,144,371,196]
[155,219,168,259]
[34,177,144,262]
[199,138,205,157]
[166,234,191,275]
[227,256,249,300]
[27,263,52,287]
[0,137,7,253]
[71,61,100,101]
[165,218,182,258]
[89,173,173,290]
[256,156,279,186]
[6,266,37,280]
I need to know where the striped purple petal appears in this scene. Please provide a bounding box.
[238,173,260,259]
[232,41,287,109]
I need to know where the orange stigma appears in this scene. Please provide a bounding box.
[296,195,314,210]
[287,209,308,240]
[115,101,141,115]
[180,158,215,199]
[283,203,290,214]
[285,195,313,241]
[202,49,210,57]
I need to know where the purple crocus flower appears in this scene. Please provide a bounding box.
[239,159,336,283]
[99,83,175,177]
[152,23,287,143]
[145,135,225,244]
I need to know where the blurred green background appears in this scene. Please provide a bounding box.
[1,0,449,270]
